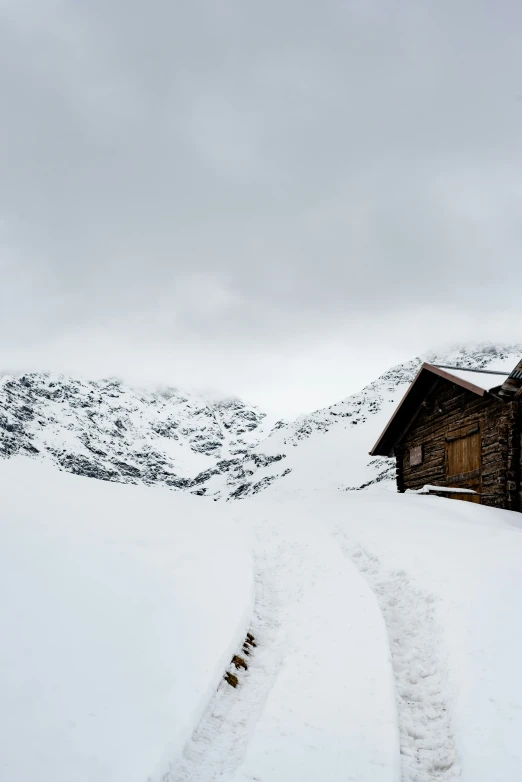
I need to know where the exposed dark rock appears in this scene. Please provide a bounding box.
[113,461,142,479]
[228,483,252,499]
[191,467,221,486]
[251,475,277,494]
[56,453,119,482]
[0,436,21,456]
[14,405,35,422]
[251,453,284,468]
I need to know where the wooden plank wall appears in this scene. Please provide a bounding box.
[395,382,521,511]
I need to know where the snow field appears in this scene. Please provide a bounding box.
[0,457,254,782]
[3,456,522,782]
[317,488,522,782]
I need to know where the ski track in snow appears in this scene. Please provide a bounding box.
[161,528,293,782]
[162,521,461,782]
[334,531,461,782]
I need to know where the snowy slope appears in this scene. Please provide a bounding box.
[168,503,400,782]
[0,457,254,782]
[166,489,522,782]
[0,456,400,782]
[0,372,274,488]
[320,489,522,782]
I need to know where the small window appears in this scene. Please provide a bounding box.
[410,445,423,466]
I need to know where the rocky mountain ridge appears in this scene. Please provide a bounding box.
[0,373,275,490]
[1,344,521,500]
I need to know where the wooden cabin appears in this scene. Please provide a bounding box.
[370,359,522,511]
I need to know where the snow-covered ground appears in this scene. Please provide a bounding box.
[0,457,254,782]
[211,489,522,782]
[3,455,522,782]
[168,508,399,782]
[328,489,522,782]
[2,344,522,781]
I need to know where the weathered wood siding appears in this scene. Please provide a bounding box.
[396,380,521,511]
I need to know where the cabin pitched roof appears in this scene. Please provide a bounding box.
[370,361,516,458]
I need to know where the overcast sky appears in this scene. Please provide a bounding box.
[1,1,522,415]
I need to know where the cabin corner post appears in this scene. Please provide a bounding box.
[505,400,520,512]
[395,444,406,493]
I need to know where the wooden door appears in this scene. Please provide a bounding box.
[445,430,481,503]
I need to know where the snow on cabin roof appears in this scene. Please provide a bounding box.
[440,367,509,392]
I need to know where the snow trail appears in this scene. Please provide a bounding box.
[334,532,461,782]
[160,527,292,782]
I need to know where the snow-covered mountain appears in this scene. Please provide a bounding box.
[0,373,274,489]
[1,344,520,499]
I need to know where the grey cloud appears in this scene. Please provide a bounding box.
[1,0,522,411]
